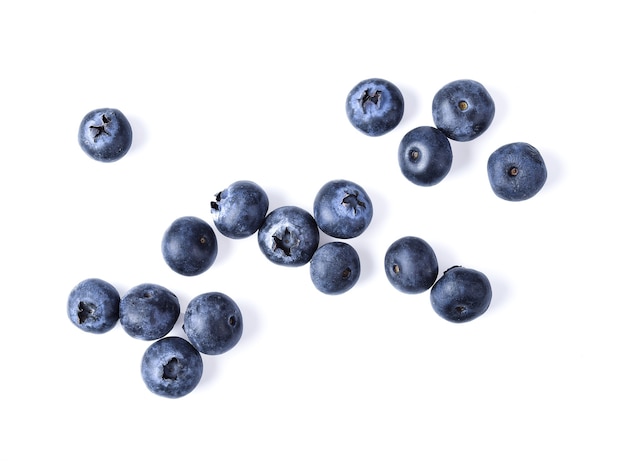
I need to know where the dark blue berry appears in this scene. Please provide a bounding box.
[183,292,243,355]
[210,180,269,239]
[161,216,218,276]
[141,336,203,399]
[67,278,120,334]
[78,108,133,162]
[345,78,404,136]
[313,179,373,239]
[119,283,180,341]
[384,236,438,294]
[487,142,547,201]
[432,79,495,142]
[257,205,320,266]
[430,266,492,323]
[398,126,453,186]
[309,241,361,295]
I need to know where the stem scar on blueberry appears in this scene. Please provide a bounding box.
[455,306,466,314]
[410,149,420,161]
[162,357,180,381]
[458,100,469,111]
[358,89,383,111]
[342,191,366,215]
[342,268,352,279]
[508,166,519,177]
[89,114,112,140]
[272,228,298,256]
[228,315,237,326]
[77,301,96,324]
[393,264,400,274]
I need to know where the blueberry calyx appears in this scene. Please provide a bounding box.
[77,301,96,324]
[162,358,180,380]
[272,228,299,256]
[358,89,382,111]
[341,191,366,215]
[89,114,112,140]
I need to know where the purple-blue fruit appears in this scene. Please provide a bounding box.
[183,292,243,355]
[430,266,492,323]
[384,236,438,294]
[141,336,203,399]
[345,78,404,136]
[309,241,361,295]
[78,108,133,162]
[487,142,547,201]
[161,216,218,276]
[67,278,120,334]
[398,126,453,186]
[432,79,495,142]
[211,180,269,239]
[119,283,180,341]
[313,179,373,239]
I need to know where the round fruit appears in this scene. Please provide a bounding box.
[430,266,492,323]
[397,126,453,186]
[432,79,495,142]
[384,236,438,294]
[487,142,548,201]
[119,283,180,341]
[67,278,120,334]
[183,292,243,355]
[345,77,404,136]
[313,179,373,239]
[78,108,133,162]
[161,216,218,276]
[309,241,361,295]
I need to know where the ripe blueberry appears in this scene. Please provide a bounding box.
[67,278,120,334]
[141,336,203,399]
[487,142,548,201]
[430,266,492,323]
[119,283,180,341]
[257,205,320,266]
[313,179,373,239]
[397,126,453,186]
[183,292,243,355]
[384,236,439,294]
[432,79,495,142]
[78,108,133,162]
[211,180,269,239]
[309,241,361,295]
[345,78,404,136]
[161,216,218,276]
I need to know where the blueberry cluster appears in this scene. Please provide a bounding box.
[70,81,548,397]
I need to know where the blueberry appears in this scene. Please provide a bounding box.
[210,180,269,239]
[141,336,203,399]
[183,292,243,355]
[345,78,404,136]
[67,278,120,334]
[309,241,361,295]
[432,79,495,142]
[78,108,133,162]
[487,142,548,201]
[313,179,373,239]
[430,266,492,323]
[384,236,439,294]
[161,216,218,276]
[257,205,320,266]
[397,126,453,186]
[119,283,180,341]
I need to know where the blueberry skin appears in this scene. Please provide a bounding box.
[398,126,453,186]
[141,336,203,399]
[432,79,495,142]
[309,241,361,295]
[183,292,243,355]
[384,236,438,294]
[162,216,218,276]
[346,78,404,136]
[313,179,373,239]
[487,142,548,201]
[67,278,120,334]
[257,205,320,266]
[119,283,180,341]
[430,266,492,323]
[210,180,269,239]
[78,108,133,162]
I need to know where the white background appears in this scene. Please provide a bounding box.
[2,1,624,462]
